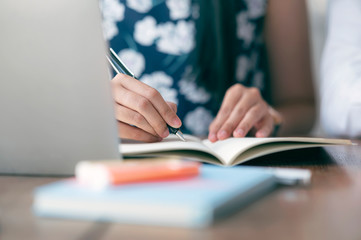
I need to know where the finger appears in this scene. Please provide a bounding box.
[234,103,268,137]
[114,103,157,136]
[216,89,260,140]
[115,87,170,138]
[208,84,244,142]
[118,74,182,128]
[166,102,177,113]
[118,121,162,143]
[254,116,274,138]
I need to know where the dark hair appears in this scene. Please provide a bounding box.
[191,0,238,103]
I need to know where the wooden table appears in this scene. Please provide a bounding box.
[1,141,361,240]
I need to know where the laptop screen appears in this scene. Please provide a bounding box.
[0,0,121,175]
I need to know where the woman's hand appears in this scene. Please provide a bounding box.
[111,73,182,142]
[208,84,281,142]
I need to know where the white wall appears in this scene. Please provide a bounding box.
[306,0,328,135]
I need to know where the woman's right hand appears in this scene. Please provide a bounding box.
[111,73,182,142]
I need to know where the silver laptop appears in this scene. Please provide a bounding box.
[0,0,121,175]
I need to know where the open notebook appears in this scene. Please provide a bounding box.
[120,135,353,166]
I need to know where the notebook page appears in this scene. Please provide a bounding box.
[120,135,224,163]
[202,137,352,166]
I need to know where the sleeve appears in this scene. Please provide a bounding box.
[320,0,361,138]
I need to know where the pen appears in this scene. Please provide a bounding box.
[107,48,186,142]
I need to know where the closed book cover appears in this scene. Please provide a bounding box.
[33,165,277,228]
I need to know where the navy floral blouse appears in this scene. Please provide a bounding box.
[100,0,268,136]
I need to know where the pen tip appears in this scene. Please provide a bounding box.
[176,131,186,142]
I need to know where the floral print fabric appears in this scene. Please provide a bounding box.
[101,0,267,136]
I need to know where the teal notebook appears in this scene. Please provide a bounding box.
[33,165,277,228]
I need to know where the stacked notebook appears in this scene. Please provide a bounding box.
[33,165,277,228]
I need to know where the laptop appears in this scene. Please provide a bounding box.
[0,0,121,175]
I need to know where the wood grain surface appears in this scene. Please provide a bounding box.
[1,140,360,240]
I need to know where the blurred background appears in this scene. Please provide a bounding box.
[306,0,327,135]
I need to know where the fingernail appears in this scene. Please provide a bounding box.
[234,129,244,137]
[256,131,266,138]
[208,133,217,142]
[172,117,181,127]
[162,129,169,138]
[218,130,228,139]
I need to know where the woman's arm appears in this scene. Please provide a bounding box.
[265,0,316,136]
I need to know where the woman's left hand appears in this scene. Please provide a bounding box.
[208,84,280,142]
